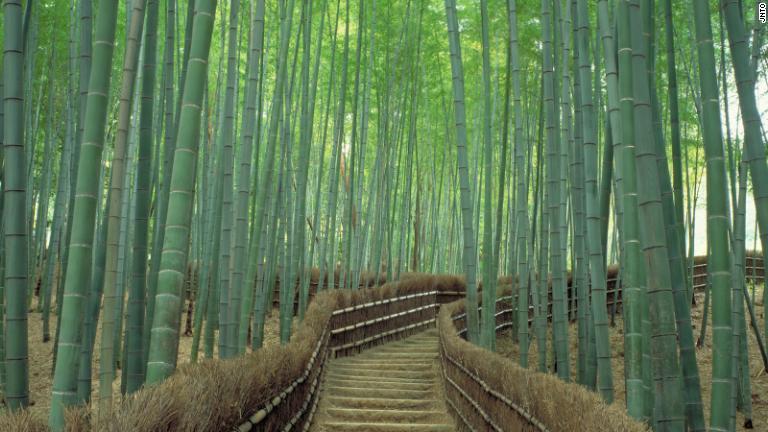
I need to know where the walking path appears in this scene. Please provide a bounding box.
[310,329,455,431]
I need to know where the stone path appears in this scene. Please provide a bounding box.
[310,329,455,432]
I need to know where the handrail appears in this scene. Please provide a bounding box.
[234,325,330,432]
[440,341,550,432]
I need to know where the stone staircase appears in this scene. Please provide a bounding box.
[310,329,455,432]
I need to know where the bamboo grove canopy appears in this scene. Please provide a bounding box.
[0,0,767,431]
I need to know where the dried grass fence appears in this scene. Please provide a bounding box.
[438,295,649,432]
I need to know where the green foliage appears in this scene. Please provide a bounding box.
[2,1,766,430]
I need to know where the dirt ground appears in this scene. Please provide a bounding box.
[22,301,287,424]
[497,282,768,430]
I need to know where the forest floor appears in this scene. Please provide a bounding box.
[22,300,290,424]
[17,283,768,428]
[498,282,768,430]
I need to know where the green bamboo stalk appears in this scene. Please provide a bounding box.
[248,0,297,350]
[576,5,593,385]
[279,29,301,342]
[542,0,568,380]
[75,176,109,404]
[508,0,530,368]
[56,0,92,367]
[662,0,689,302]
[144,0,195,362]
[628,0,686,428]
[478,0,496,351]
[442,0,480,344]
[190,114,215,362]
[598,135,613,263]
[42,87,72,344]
[22,3,38,300]
[313,0,342,294]
[49,0,119,425]
[690,0,735,429]
[297,1,338,322]
[0,193,5,398]
[646,1,706,427]
[216,0,240,359]
[234,0,266,354]
[576,0,612,393]
[731,158,753,429]
[60,0,90,279]
[278,120,292,344]
[296,0,329,320]
[559,0,583,381]
[34,56,56,299]
[3,0,30,411]
[115,99,139,388]
[351,0,375,291]
[126,0,159,393]
[570,22,596,387]
[205,133,225,359]
[532,87,547,373]
[342,0,365,290]
[40,50,70,345]
[252,178,281,349]
[190,80,213,363]
[146,0,219,384]
[554,0,569,348]
[322,0,350,293]
[189,79,211,363]
[612,0,648,422]
[99,0,146,414]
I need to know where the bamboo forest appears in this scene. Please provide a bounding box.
[0,0,767,430]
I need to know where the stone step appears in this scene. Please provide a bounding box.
[325,378,433,391]
[325,385,433,400]
[359,352,438,361]
[328,366,436,380]
[325,396,441,411]
[310,329,454,432]
[324,372,434,385]
[316,421,454,431]
[332,360,434,371]
[385,338,440,346]
[372,346,438,354]
[324,408,447,423]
